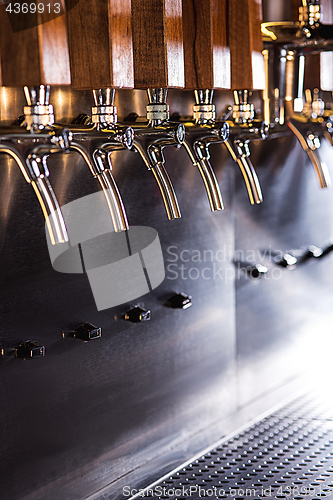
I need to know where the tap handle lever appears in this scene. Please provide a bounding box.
[288,118,331,189]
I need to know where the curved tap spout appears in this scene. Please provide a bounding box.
[62,122,133,233]
[182,121,229,212]
[123,88,183,220]
[287,117,331,189]
[224,121,267,205]
[93,150,129,232]
[131,122,183,220]
[0,140,68,244]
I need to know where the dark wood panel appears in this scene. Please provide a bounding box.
[67,0,133,89]
[228,0,265,90]
[132,0,184,88]
[0,1,70,86]
[182,0,230,89]
[109,0,134,88]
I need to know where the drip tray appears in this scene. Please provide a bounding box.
[131,392,333,499]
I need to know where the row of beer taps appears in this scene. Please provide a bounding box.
[0,83,267,246]
[1,0,333,247]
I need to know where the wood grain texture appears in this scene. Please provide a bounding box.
[228,0,265,90]
[67,0,133,89]
[131,0,184,88]
[38,0,71,85]
[0,1,70,86]
[182,0,230,90]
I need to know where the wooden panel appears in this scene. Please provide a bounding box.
[291,0,301,22]
[182,0,230,90]
[131,0,184,88]
[38,0,71,85]
[0,0,70,86]
[67,0,133,89]
[228,0,265,90]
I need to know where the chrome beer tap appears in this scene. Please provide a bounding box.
[221,91,267,205]
[262,0,333,188]
[303,88,333,149]
[56,88,133,233]
[125,88,184,221]
[180,89,229,212]
[0,85,70,245]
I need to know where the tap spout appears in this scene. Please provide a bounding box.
[93,149,129,232]
[0,142,68,244]
[65,126,132,233]
[131,122,183,220]
[150,160,181,220]
[224,121,267,205]
[182,122,229,211]
[197,157,224,211]
[287,117,331,189]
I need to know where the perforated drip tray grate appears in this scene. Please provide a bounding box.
[132,392,333,499]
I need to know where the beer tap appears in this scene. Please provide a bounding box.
[0,85,70,245]
[180,89,228,212]
[262,0,333,188]
[126,88,184,220]
[221,91,267,205]
[57,88,133,232]
[303,88,333,149]
[65,0,182,222]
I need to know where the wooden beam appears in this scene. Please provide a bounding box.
[228,0,265,90]
[0,0,70,86]
[182,0,230,89]
[66,0,134,89]
[131,0,184,88]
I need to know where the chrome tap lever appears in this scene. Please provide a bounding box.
[287,117,331,189]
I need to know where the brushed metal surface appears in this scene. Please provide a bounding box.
[0,88,236,500]
[235,133,333,407]
[0,87,332,500]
